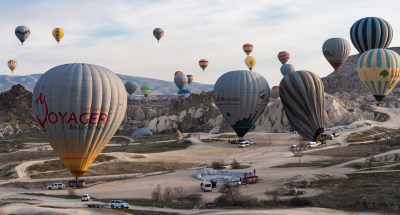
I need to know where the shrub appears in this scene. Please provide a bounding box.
[214,187,257,207]
[231,159,240,169]
[211,160,225,170]
[151,184,162,202]
[289,197,313,207]
[173,186,188,202]
[186,193,202,203]
[163,186,173,202]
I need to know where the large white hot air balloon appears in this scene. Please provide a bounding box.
[214,70,270,138]
[32,63,127,178]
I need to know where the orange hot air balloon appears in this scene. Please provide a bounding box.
[8,60,18,73]
[243,43,254,55]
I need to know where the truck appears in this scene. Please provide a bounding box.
[200,181,212,192]
[242,175,259,184]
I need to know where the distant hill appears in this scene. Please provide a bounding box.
[0,74,214,95]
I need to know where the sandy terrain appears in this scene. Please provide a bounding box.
[1,106,399,214]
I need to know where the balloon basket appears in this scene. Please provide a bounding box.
[377,103,383,107]
[68,178,86,188]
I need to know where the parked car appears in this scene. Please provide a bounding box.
[109,200,129,209]
[307,142,318,148]
[81,194,90,201]
[335,127,343,131]
[290,131,298,134]
[290,144,298,149]
[238,141,249,148]
[201,181,212,192]
[248,140,256,145]
[47,183,65,190]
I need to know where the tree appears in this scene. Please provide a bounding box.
[151,184,162,202]
[163,187,173,202]
[173,186,188,202]
[291,141,306,164]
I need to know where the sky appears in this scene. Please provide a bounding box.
[0,0,400,86]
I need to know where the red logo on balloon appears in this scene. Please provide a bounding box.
[34,92,49,131]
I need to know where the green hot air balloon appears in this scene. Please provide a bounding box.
[214,70,270,138]
[141,85,152,97]
[279,70,325,141]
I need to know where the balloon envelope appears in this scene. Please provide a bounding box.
[141,85,152,97]
[243,43,254,55]
[52,28,64,43]
[187,75,193,84]
[245,56,256,70]
[153,28,164,42]
[199,59,209,71]
[15,26,30,44]
[278,51,290,64]
[174,74,188,91]
[178,89,191,98]
[175,71,184,76]
[125,81,138,95]
[350,17,392,53]
[8,60,18,73]
[279,70,325,141]
[322,38,351,71]
[32,63,127,177]
[356,48,400,102]
[280,64,295,76]
[214,70,270,138]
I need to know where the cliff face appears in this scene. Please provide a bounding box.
[322,47,400,102]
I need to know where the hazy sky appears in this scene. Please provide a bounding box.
[1,0,399,86]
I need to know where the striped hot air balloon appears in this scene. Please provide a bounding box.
[199,59,208,71]
[32,63,127,178]
[243,43,254,55]
[175,71,184,76]
[350,17,392,54]
[271,86,279,98]
[187,75,194,84]
[278,51,290,64]
[141,85,152,97]
[279,70,325,141]
[356,48,400,103]
[52,28,64,44]
[153,28,164,42]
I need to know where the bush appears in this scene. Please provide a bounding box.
[214,187,257,207]
[211,160,225,170]
[231,159,240,169]
[186,193,202,203]
[151,184,162,202]
[289,197,313,207]
[163,187,173,202]
[173,186,188,202]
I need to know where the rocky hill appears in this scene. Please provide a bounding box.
[322,47,400,102]
[0,74,214,95]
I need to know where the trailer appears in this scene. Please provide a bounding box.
[242,175,259,184]
[86,203,107,208]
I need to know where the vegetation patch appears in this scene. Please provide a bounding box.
[104,140,192,153]
[310,172,400,212]
[346,126,396,143]
[272,157,357,168]
[218,134,237,138]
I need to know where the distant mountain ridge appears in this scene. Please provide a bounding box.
[0,74,214,95]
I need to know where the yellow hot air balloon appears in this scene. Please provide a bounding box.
[8,60,17,73]
[245,56,256,70]
[243,43,254,55]
[199,59,208,71]
[357,48,400,103]
[52,28,64,44]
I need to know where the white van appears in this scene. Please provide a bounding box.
[200,181,212,192]
[307,142,318,148]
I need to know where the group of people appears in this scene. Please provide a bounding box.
[244,169,256,178]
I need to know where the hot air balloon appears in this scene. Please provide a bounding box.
[141,85,152,97]
[199,59,209,71]
[175,71,184,76]
[214,70,270,138]
[271,86,279,98]
[7,60,18,73]
[52,28,64,44]
[245,56,256,70]
[279,70,324,141]
[356,48,400,103]
[322,38,351,72]
[153,28,164,42]
[278,51,290,64]
[174,74,188,91]
[350,17,392,54]
[125,81,138,96]
[178,89,191,98]
[15,26,30,45]
[187,75,194,84]
[32,63,127,179]
[243,43,254,55]
[280,64,295,76]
